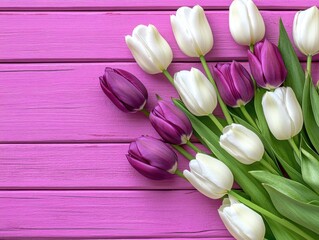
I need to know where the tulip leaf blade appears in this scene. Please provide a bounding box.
[263,184,319,236]
[300,138,319,194]
[302,74,319,153]
[278,19,305,104]
[250,170,319,202]
[310,83,319,127]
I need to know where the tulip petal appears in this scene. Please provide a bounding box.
[127,155,172,180]
[183,169,226,199]
[260,40,286,88]
[171,10,199,57]
[220,124,264,164]
[196,153,234,192]
[231,62,254,104]
[106,70,147,111]
[99,76,131,113]
[229,0,252,45]
[285,87,303,137]
[125,35,159,74]
[262,90,294,140]
[246,0,265,44]
[248,50,266,87]
[189,5,214,56]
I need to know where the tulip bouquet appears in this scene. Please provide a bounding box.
[100,1,319,239]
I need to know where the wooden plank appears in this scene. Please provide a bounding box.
[0,143,201,189]
[1,62,317,143]
[0,0,317,10]
[0,62,198,142]
[0,11,314,62]
[0,190,231,238]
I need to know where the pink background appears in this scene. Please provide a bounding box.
[1,0,318,238]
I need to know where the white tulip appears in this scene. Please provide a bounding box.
[218,196,266,240]
[183,153,234,199]
[229,0,265,46]
[262,87,303,140]
[220,124,264,164]
[293,6,319,56]
[170,5,214,57]
[174,68,217,116]
[125,24,173,74]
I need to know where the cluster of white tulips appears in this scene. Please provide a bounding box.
[116,0,319,239]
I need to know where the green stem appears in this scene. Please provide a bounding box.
[228,190,315,240]
[288,138,301,160]
[141,108,150,117]
[175,169,186,179]
[186,140,202,153]
[162,69,174,85]
[264,151,281,175]
[172,145,194,161]
[239,105,258,129]
[260,159,279,175]
[199,55,233,125]
[208,114,224,132]
[307,55,312,77]
[249,44,254,53]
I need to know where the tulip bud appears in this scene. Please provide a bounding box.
[212,61,254,107]
[126,136,178,180]
[150,100,193,145]
[99,67,148,113]
[125,24,173,74]
[229,0,265,46]
[174,68,217,116]
[170,5,214,57]
[262,87,303,140]
[293,6,319,56]
[220,124,264,164]
[183,153,234,199]
[248,39,287,90]
[218,196,266,240]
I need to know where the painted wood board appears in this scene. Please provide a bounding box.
[1,11,316,62]
[0,190,231,238]
[0,143,204,189]
[0,0,317,10]
[1,62,317,143]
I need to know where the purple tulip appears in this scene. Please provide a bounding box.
[99,67,148,113]
[212,61,254,107]
[248,39,287,89]
[149,100,193,145]
[126,136,178,180]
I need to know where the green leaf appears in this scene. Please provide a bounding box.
[310,83,319,127]
[264,185,319,235]
[278,19,305,104]
[250,170,319,202]
[251,170,319,236]
[302,74,319,153]
[301,138,319,194]
[254,89,302,182]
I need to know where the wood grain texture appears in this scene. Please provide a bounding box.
[0,11,316,63]
[1,62,317,143]
[0,190,231,238]
[0,0,317,10]
[0,62,208,142]
[0,143,200,189]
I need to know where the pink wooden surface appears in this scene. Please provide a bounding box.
[0,0,318,10]
[0,0,314,239]
[0,190,230,238]
[0,11,318,63]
